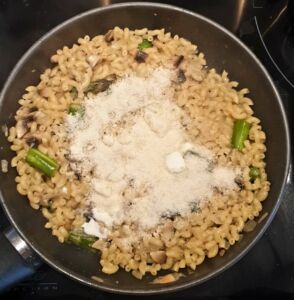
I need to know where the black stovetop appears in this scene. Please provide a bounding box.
[0,0,294,299]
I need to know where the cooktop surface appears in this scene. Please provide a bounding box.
[0,0,293,299]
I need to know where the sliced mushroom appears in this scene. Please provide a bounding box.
[41,174,49,182]
[177,69,186,83]
[23,115,35,127]
[235,177,245,190]
[243,220,257,232]
[174,55,184,68]
[75,172,82,181]
[16,120,28,138]
[135,51,148,63]
[190,202,200,213]
[148,237,164,251]
[87,55,99,68]
[25,136,41,148]
[92,239,106,251]
[28,106,38,113]
[151,273,183,284]
[84,79,115,94]
[84,210,93,222]
[150,251,167,264]
[104,30,114,43]
[16,109,43,139]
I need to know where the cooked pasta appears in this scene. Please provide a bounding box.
[8,27,269,279]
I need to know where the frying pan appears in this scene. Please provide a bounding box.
[0,2,290,295]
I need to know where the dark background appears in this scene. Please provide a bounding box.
[0,0,294,299]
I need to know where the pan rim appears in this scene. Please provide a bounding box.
[0,1,290,295]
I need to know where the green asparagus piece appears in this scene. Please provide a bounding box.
[68,103,85,116]
[232,119,250,151]
[68,232,97,249]
[26,148,59,177]
[249,166,260,181]
[138,39,153,50]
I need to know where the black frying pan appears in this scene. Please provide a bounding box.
[0,2,290,295]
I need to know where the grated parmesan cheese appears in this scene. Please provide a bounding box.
[66,68,238,239]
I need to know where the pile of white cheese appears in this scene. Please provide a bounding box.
[66,68,238,239]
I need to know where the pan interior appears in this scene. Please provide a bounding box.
[0,3,289,294]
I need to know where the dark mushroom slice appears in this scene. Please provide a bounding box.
[84,79,115,95]
[161,211,180,221]
[177,69,186,83]
[135,51,148,63]
[15,112,36,138]
[41,174,49,182]
[235,177,245,190]
[104,29,114,43]
[190,202,200,213]
[28,106,38,113]
[174,55,184,68]
[23,115,35,127]
[25,136,41,148]
[75,172,82,181]
[84,209,94,222]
